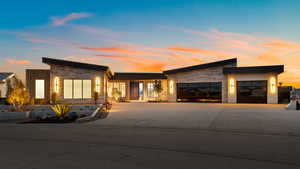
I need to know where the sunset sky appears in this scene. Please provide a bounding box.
[0,0,300,87]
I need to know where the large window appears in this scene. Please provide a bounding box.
[63,79,92,99]
[147,82,158,98]
[108,82,126,97]
[35,80,45,99]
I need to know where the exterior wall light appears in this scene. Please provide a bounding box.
[169,80,174,94]
[54,77,59,93]
[95,77,101,93]
[270,76,276,94]
[229,78,235,95]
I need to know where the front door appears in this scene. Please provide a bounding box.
[130,82,139,100]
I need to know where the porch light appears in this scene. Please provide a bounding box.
[95,77,101,93]
[169,80,174,94]
[54,77,59,93]
[229,78,235,95]
[270,76,276,94]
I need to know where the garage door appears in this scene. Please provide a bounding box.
[237,81,267,103]
[177,82,222,102]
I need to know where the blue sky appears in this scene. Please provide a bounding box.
[0,0,300,86]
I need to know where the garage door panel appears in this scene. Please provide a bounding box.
[177,82,222,103]
[237,81,267,103]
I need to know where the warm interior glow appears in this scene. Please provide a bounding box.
[35,79,45,99]
[270,76,276,94]
[54,77,59,93]
[229,78,235,95]
[169,80,174,94]
[95,77,101,93]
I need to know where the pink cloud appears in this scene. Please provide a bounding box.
[6,59,31,65]
[95,54,167,72]
[51,12,92,26]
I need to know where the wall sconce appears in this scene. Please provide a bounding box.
[95,77,101,93]
[169,80,174,94]
[270,76,276,94]
[54,77,59,93]
[229,78,235,95]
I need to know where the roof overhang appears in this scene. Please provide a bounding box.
[223,65,284,74]
[112,72,167,80]
[163,58,237,74]
[42,57,109,72]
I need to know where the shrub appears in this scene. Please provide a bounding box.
[112,88,121,102]
[7,88,30,112]
[51,104,71,119]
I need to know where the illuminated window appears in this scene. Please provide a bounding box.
[54,77,59,93]
[270,76,276,94]
[108,82,126,97]
[83,80,92,99]
[35,80,45,99]
[64,80,73,99]
[169,80,174,94]
[73,80,82,99]
[147,82,158,98]
[64,79,92,99]
[229,78,235,95]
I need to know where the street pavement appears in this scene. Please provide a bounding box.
[1,103,300,169]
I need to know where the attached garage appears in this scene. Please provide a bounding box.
[177,82,222,102]
[237,81,267,103]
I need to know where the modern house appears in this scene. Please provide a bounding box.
[0,72,16,99]
[26,57,284,104]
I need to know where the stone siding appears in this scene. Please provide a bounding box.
[166,64,236,102]
[227,73,279,104]
[26,69,50,104]
[49,64,107,104]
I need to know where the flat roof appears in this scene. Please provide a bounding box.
[223,65,284,74]
[113,72,167,80]
[163,58,237,74]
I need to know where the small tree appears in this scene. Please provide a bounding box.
[153,81,163,100]
[112,88,121,102]
[7,88,30,111]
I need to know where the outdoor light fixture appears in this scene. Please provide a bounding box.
[169,80,174,94]
[229,78,235,95]
[54,77,59,93]
[95,77,101,93]
[270,76,276,94]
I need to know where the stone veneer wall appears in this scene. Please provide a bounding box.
[227,73,279,104]
[26,69,50,103]
[166,64,236,103]
[49,64,107,104]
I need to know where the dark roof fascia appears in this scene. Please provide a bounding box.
[112,72,167,80]
[42,57,109,71]
[163,58,237,74]
[223,65,284,74]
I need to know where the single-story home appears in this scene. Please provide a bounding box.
[0,72,16,99]
[26,57,284,104]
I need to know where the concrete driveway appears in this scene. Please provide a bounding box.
[91,103,300,135]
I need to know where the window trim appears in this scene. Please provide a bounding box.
[63,79,92,99]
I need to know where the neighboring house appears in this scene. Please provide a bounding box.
[26,57,284,104]
[0,72,16,99]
